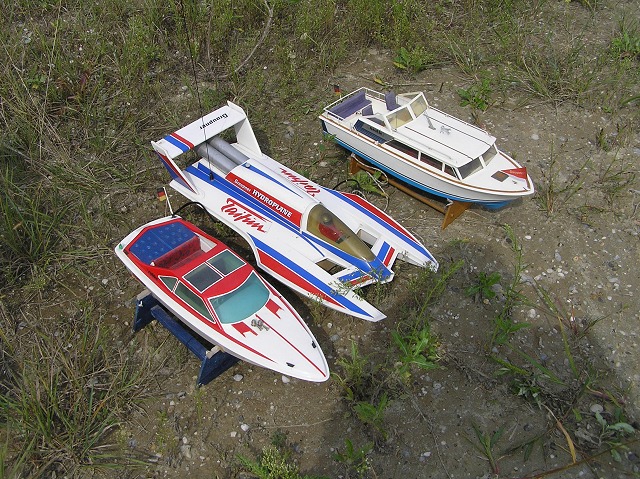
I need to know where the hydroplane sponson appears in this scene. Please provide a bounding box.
[152,102,438,322]
[116,216,329,382]
[320,88,534,209]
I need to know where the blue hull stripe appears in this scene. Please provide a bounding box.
[251,237,373,318]
[188,162,400,270]
[324,188,436,263]
[333,138,511,209]
[164,135,190,153]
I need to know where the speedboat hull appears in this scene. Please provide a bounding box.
[115,216,329,382]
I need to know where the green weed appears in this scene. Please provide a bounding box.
[0,305,150,476]
[348,170,388,198]
[391,325,441,381]
[467,423,504,475]
[393,46,437,73]
[466,271,502,302]
[457,76,493,111]
[407,260,464,316]
[534,141,588,216]
[353,393,389,441]
[489,225,530,347]
[332,341,373,403]
[333,438,373,478]
[0,168,72,280]
[610,21,640,60]
[238,444,326,479]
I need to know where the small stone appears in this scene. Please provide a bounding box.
[230,431,237,438]
[241,424,250,432]
[281,375,291,384]
[233,374,244,382]
[180,444,192,459]
[590,404,604,414]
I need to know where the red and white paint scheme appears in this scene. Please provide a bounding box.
[320,88,534,209]
[115,216,329,382]
[152,102,438,322]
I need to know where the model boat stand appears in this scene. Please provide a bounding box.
[348,154,471,230]
[133,290,239,386]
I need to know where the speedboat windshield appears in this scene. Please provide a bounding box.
[209,272,269,324]
[306,204,375,261]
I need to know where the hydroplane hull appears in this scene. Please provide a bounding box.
[152,102,438,322]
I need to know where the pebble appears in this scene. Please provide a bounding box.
[180,443,192,458]
[590,404,604,414]
[241,423,250,432]
[281,375,291,384]
[233,374,244,382]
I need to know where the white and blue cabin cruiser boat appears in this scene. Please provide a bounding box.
[320,87,534,209]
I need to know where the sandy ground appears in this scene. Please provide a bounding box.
[104,50,640,478]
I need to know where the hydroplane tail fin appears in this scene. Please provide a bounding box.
[152,101,262,161]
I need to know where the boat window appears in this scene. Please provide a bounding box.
[209,272,269,324]
[458,157,484,178]
[420,153,442,170]
[409,95,428,117]
[387,140,419,159]
[209,250,244,275]
[444,165,458,178]
[160,276,178,291]
[482,144,498,164]
[306,204,375,261]
[387,106,413,129]
[176,282,214,320]
[185,263,223,292]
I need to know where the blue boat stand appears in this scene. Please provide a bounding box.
[133,290,239,386]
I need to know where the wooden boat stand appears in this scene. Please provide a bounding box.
[348,154,471,229]
[133,290,239,386]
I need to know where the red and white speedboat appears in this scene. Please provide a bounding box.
[115,216,329,382]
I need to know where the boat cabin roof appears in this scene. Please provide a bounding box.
[379,92,497,168]
[325,88,498,169]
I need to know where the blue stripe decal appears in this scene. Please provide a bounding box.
[164,135,190,152]
[377,241,391,261]
[251,237,373,318]
[189,163,299,233]
[246,164,304,198]
[324,187,435,263]
[333,139,509,207]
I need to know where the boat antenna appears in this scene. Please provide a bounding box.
[177,0,214,180]
[157,186,174,215]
